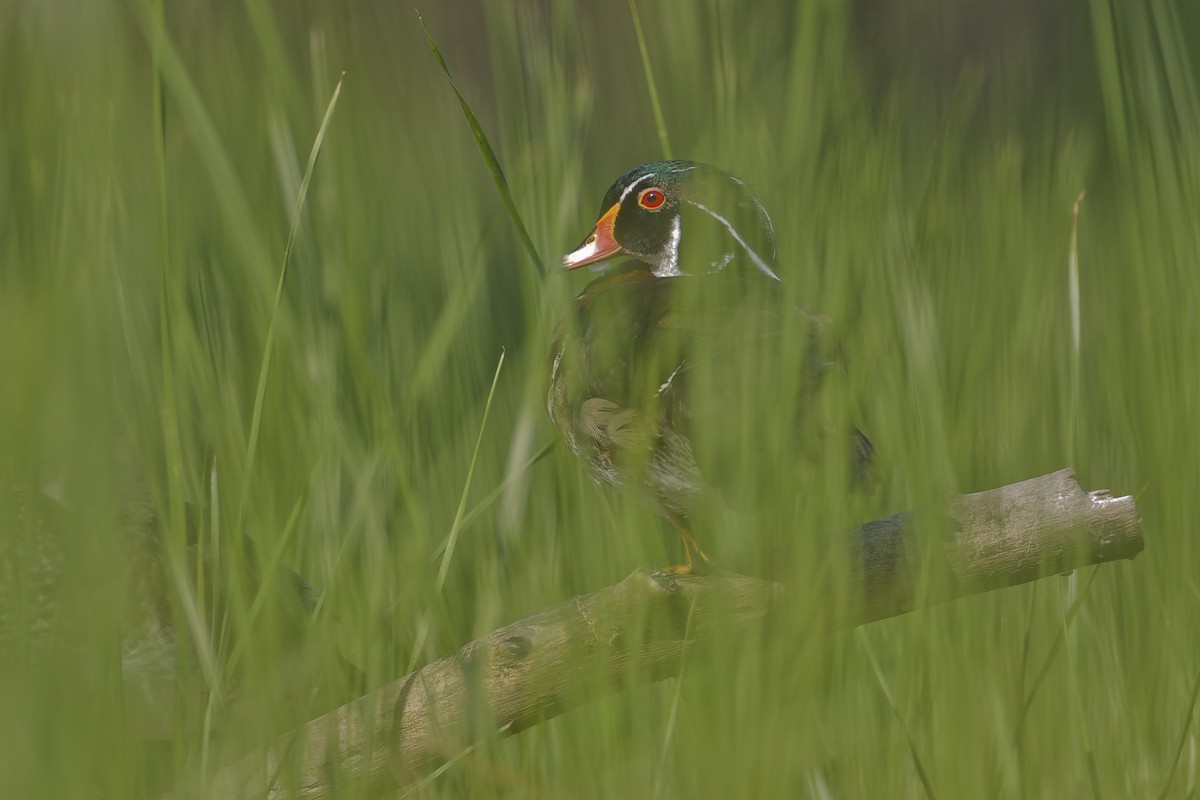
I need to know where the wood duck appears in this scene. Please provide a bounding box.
[547,161,870,574]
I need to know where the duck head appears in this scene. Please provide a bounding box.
[562,160,779,280]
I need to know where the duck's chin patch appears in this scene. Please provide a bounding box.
[583,257,636,274]
[586,258,655,275]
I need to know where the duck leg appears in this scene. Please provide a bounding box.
[660,510,712,575]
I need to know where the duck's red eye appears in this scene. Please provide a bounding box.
[638,188,666,210]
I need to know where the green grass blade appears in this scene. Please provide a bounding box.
[435,347,507,591]
[417,12,544,274]
[653,596,697,796]
[629,0,673,159]
[407,348,508,675]
[1157,664,1200,799]
[402,224,492,414]
[225,489,310,677]
[132,0,274,276]
[1016,568,1100,733]
[1067,191,1085,459]
[143,0,223,716]
[858,629,938,799]
[430,438,556,562]
[1061,615,1102,800]
[239,71,345,523]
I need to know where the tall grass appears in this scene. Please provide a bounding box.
[0,0,1196,797]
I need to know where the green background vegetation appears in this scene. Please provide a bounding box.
[1,0,1197,796]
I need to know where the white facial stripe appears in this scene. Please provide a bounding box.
[730,177,776,257]
[746,194,776,259]
[654,215,683,277]
[684,199,781,281]
[618,173,657,204]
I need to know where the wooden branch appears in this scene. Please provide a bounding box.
[200,468,1142,799]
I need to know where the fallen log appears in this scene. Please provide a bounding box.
[196,468,1142,799]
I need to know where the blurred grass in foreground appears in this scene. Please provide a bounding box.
[0,0,1197,796]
